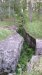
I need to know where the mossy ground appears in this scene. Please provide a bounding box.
[0,20,16,41]
[0,21,14,27]
[24,21,42,39]
[0,29,12,40]
[24,11,42,39]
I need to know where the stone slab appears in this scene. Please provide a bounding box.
[0,33,24,74]
[36,39,42,55]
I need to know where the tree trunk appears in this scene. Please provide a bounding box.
[28,1,33,22]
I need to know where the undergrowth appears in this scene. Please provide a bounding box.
[16,25,35,75]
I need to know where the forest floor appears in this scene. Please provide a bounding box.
[24,11,42,39]
[24,20,42,39]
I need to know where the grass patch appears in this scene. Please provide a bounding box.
[24,11,42,39]
[24,21,42,39]
[0,21,14,27]
[0,29,12,40]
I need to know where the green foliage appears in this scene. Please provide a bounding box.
[16,25,35,74]
[16,9,35,72]
[18,41,34,70]
[16,41,34,74]
[14,0,22,14]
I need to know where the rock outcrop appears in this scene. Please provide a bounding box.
[27,55,42,74]
[36,39,42,55]
[0,32,24,74]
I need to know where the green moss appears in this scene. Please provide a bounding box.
[24,21,42,39]
[0,29,12,40]
[24,11,42,39]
